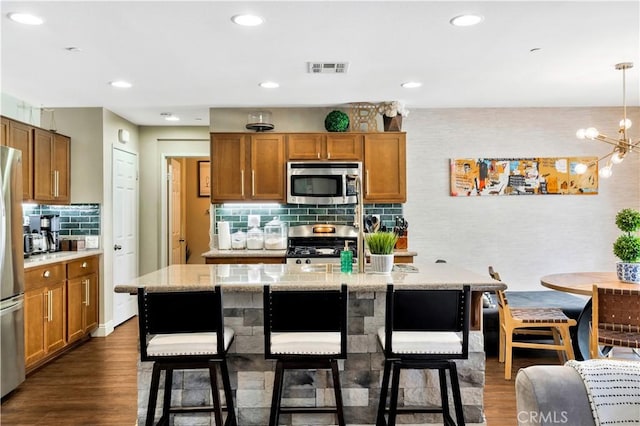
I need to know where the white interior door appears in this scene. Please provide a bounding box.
[112,148,138,326]
[168,158,185,264]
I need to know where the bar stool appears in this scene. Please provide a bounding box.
[137,287,237,426]
[376,284,471,426]
[263,284,348,426]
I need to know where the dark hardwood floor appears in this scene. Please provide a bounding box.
[1,318,561,425]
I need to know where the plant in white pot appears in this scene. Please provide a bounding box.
[365,231,398,274]
[613,208,640,283]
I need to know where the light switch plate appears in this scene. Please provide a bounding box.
[85,235,100,249]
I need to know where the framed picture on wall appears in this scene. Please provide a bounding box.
[198,161,210,197]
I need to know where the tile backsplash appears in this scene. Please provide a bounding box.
[22,203,101,236]
[214,203,403,233]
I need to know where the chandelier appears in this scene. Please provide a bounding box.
[576,62,638,178]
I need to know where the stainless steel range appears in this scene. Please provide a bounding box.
[286,224,358,265]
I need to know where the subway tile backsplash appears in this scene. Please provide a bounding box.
[22,203,101,236]
[214,203,403,233]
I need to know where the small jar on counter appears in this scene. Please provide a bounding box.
[246,226,264,250]
[231,231,247,250]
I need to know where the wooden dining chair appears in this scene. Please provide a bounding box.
[590,285,640,359]
[488,266,576,379]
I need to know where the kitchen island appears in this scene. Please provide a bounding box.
[115,261,505,425]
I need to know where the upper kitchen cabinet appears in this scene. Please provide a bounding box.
[287,133,363,160]
[211,133,286,202]
[1,117,34,200]
[363,133,406,203]
[33,129,70,204]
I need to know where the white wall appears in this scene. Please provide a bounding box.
[138,126,209,274]
[403,107,640,290]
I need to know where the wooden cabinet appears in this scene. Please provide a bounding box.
[33,129,70,204]
[1,116,34,199]
[24,255,100,371]
[24,264,66,368]
[210,133,285,202]
[363,133,406,203]
[66,257,99,343]
[287,133,363,160]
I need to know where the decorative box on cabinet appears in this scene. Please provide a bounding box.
[286,133,363,160]
[66,257,99,343]
[24,264,66,369]
[33,128,70,204]
[1,116,34,200]
[210,133,285,202]
[363,132,406,203]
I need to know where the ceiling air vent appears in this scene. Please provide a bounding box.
[307,62,350,74]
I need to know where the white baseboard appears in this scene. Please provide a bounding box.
[91,321,115,337]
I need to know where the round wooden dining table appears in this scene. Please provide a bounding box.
[540,271,639,360]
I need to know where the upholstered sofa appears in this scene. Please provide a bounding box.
[515,365,596,426]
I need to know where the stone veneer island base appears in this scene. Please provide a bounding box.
[116,262,505,426]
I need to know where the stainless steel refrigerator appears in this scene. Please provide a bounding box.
[1,145,26,398]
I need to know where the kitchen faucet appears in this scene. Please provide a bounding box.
[349,174,365,273]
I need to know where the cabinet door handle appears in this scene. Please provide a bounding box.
[51,171,56,197]
[84,279,90,306]
[317,152,320,159]
[81,262,88,268]
[251,170,255,197]
[48,290,53,322]
[240,170,245,197]
[43,270,51,279]
[366,170,370,196]
[327,152,331,159]
[55,170,60,197]
[44,291,49,321]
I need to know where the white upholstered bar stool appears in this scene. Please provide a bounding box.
[376,284,471,426]
[137,287,237,426]
[263,284,348,426]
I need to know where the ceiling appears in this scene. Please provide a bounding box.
[1,1,639,126]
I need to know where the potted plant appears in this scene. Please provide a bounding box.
[613,208,640,283]
[365,231,398,273]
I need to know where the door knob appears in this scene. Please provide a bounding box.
[114,244,122,251]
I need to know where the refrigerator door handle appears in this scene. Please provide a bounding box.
[0,298,23,316]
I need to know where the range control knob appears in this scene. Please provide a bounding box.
[295,259,302,264]
[305,259,311,264]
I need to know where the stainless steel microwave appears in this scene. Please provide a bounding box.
[287,161,361,205]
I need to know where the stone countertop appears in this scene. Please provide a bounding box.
[114,259,505,294]
[24,249,104,270]
[201,248,418,258]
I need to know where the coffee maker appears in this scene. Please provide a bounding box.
[29,214,61,252]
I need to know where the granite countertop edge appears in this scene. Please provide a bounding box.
[201,249,418,258]
[24,249,104,270]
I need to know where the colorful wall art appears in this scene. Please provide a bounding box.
[450,157,598,196]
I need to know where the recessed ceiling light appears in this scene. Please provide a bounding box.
[109,80,132,88]
[7,12,44,25]
[259,81,279,89]
[64,47,82,53]
[401,81,422,89]
[231,14,264,26]
[449,14,484,27]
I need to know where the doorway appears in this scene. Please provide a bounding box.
[166,156,210,265]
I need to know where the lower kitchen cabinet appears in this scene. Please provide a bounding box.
[24,265,66,368]
[24,255,100,372]
[66,257,99,343]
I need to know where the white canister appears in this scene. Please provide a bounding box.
[217,221,231,250]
